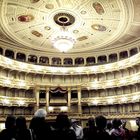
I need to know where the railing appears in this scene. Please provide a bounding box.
[0,112,139,122]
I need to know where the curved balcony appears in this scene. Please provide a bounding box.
[0,96,35,106]
[0,71,140,89]
[0,53,140,75]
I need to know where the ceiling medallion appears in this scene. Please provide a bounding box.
[54,13,75,26]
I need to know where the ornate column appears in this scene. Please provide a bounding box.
[49,57,52,65]
[127,49,130,57]
[107,55,109,63]
[117,53,119,61]
[46,87,50,112]
[37,55,39,64]
[77,87,82,114]
[122,104,126,114]
[26,54,29,62]
[3,48,6,56]
[34,87,40,112]
[14,51,17,60]
[67,87,71,112]
[62,58,64,65]
[95,56,97,64]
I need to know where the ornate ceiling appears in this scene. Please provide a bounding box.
[0,0,140,55]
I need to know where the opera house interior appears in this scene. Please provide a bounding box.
[0,0,140,130]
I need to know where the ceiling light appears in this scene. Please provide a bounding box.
[48,106,54,112]
[60,106,68,111]
[119,79,127,84]
[92,100,98,105]
[121,97,127,102]
[5,59,13,65]
[4,79,11,85]
[19,63,27,69]
[132,75,139,81]
[3,99,10,104]
[18,100,25,105]
[51,28,76,52]
[18,81,26,87]
[132,95,139,101]
[61,68,68,73]
[75,67,83,73]
[106,81,113,86]
[107,98,114,104]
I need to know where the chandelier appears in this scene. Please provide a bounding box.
[51,28,76,52]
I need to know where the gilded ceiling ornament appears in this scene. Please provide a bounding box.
[31,30,43,37]
[45,4,54,9]
[18,15,34,22]
[30,0,40,3]
[93,2,105,15]
[91,24,106,31]
[77,36,88,41]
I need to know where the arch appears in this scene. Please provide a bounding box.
[28,55,37,63]
[5,49,14,59]
[86,57,95,65]
[64,58,73,65]
[39,56,49,64]
[52,57,61,65]
[98,55,107,63]
[130,47,138,56]
[119,51,128,59]
[16,52,26,61]
[109,53,117,62]
[75,57,84,65]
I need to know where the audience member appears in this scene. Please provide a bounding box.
[110,118,125,140]
[53,113,76,140]
[121,120,133,140]
[71,118,84,140]
[29,108,52,140]
[0,115,16,140]
[16,116,33,140]
[95,115,111,140]
[106,121,112,135]
[134,117,140,140]
[83,117,97,140]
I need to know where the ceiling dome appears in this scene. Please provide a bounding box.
[0,0,139,55]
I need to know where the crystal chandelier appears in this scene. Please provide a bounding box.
[51,28,76,52]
